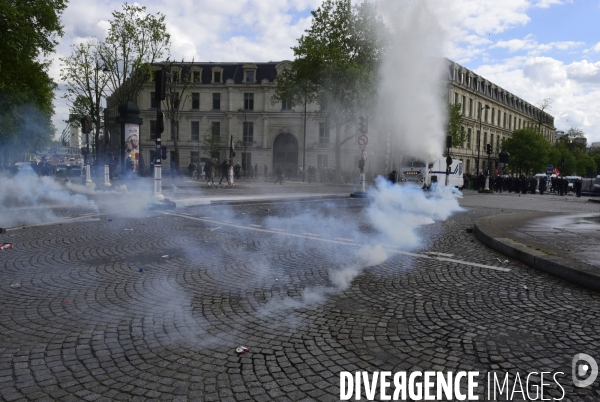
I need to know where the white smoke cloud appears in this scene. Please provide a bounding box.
[377,0,447,163]
[0,167,98,227]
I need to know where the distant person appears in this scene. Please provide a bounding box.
[218,159,229,185]
[387,171,397,184]
[274,165,284,185]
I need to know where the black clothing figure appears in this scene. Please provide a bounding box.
[234,163,241,179]
[219,160,229,185]
[530,177,537,194]
[539,177,547,195]
[274,165,284,185]
[387,171,397,184]
[521,176,528,194]
[575,178,582,197]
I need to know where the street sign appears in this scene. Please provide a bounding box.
[358,135,368,146]
[361,148,368,161]
[546,164,553,173]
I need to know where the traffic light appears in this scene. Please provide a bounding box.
[486,143,492,155]
[359,116,368,134]
[154,68,172,102]
[80,116,92,133]
[161,145,168,160]
[446,135,452,149]
[157,110,164,134]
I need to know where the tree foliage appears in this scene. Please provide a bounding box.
[202,126,222,159]
[100,3,171,105]
[60,39,111,160]
[275,0,386,174]
[0,0,67,163]
[446,103,464,147]
[162,60,195,166]
[503,128,550,175]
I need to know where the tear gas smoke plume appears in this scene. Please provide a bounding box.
[0,166,98,227]
[377,0,447,162]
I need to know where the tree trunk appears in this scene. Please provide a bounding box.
[173,120,180,170]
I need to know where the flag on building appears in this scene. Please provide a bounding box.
[229,135,236,158]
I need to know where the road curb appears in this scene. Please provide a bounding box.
[474,213,600,292]
[206,194,355,206]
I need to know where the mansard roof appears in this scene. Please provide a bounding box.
[153,62,279,84]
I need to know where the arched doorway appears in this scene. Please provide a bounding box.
[273,133,298,178]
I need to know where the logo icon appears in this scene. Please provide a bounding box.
[572,353,598,388]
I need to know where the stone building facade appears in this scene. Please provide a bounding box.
[446,60,556,174]
[107,59,555,177]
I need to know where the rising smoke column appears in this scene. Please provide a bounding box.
[377,0,447,163]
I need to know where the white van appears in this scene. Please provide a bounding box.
[428,158,464,188]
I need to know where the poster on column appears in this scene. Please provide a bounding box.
[124,124,140,172]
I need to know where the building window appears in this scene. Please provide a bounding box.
[190,151,200,163]
[491,108,495,125]
[469,98,473,117]
[245,71,255,83]
[318,154,328,168]
[170,120,179,140]
[213,71,222,83]
[498,110,502,127]
[191,93,199,109]
[461,96,466,115]
[490,134,494,152]
[213,93,221,110]
[460,73,464,84]
[150,92,158,109]
[243,122,253,143]
[211,121,220,137]
[282,98,292,110]
[191,121,200,141]
[478,102,482,119]
[454,92,459,104]
[484,133,487,149]
[476,130,480,150]
[460,126,465,147]
[244,93,254,110]
[319,123,329,144]
[484,106,488,123]
[466,159,470,173]
[467,128,472,149]
[171,70,179,83]
[150,120,156,140]
[172,92,180,109]
[193,71,201,83]
[497,135,500,151]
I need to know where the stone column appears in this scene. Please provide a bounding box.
[262,115,269,148]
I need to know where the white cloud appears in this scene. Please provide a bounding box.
[476,56,600,142]
[494,34,584,55]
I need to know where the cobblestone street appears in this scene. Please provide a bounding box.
[1,191,599,401]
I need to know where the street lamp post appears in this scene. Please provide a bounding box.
[238,108,248,177]
[476,104,490,176]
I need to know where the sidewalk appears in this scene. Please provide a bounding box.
[475,211,600,291]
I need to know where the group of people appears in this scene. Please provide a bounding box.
[464,173,582,197]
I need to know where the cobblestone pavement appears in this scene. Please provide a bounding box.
[0,191,599,401]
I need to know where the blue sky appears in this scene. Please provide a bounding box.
[50,0,600,143]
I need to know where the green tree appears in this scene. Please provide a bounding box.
[100,3,171,105]
[202,125,222,159]
[278,0,386,178]
[60,39,111,161]
[0,0,67,164]
[446,103,464,147]
[161,60,195,167]
[503,128,550,175]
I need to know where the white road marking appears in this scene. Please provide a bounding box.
[302,233,320,237]
[162,212,510,272]
[426,251,455,257]
[248,224,262,228]
[335,237,355,242]
[209,227,221,231]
